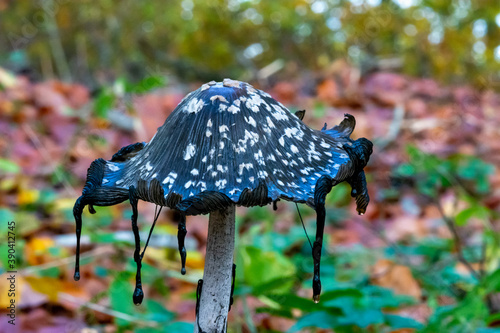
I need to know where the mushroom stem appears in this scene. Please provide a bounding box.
[195,205,235,333]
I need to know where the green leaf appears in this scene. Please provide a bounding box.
[395,163,416,177]
[0,158,20,174]
[312,102,326,118]
[288,311,338,332]
[132,76,166,94]
[144,299,175,323]
[266,293,320,312]
[338,308,384,327]
[162,322,194,333]
[385,314,424,329]
[239,245,296,293]
[94,90,115,118]
[320,288,363,302]
[455,205,489,226]
[109,273,135,327]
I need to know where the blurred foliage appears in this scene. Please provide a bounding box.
[227,146,499,332]
[1,0,500,87]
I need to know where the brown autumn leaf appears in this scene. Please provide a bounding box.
[364,72,408,106]
[371,259,422,299]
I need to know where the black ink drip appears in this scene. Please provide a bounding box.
[229,263,236,311]
[177,213,187,275]
[312,176,333,303]
[195,279,207,333]
[73,197,84,281]
[129,186,144,306]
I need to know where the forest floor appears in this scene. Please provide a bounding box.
[0,62,499,332]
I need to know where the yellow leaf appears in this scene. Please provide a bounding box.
[24,237,56,265]
[53,198,78,211]
[24,276,61,302]
[186,251,204,270]
[0,274,25,308]
[17,188,40,206]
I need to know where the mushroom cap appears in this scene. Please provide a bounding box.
[81,79,372,215]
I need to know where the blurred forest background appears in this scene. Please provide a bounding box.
[1,0,500,332]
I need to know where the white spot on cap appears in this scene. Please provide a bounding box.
[108,163,119,172]
[320,140,331,148]
[254,150,265,165]
[145,161,153,171]
[245,93,263,112]
[185,181,193,189]
[198,181,207,191]
[249,176,255,182]
[284,127,304,141]
[207,119,213,127]
[210,95,228,103]
[238,163,253,175]
[245,116,257,127]
[266,117,275,128]
[277,180,285,186]
[202,156,207,163]
[215,179,227,189]
[219,125,229,133]
[217,165,228,173]
[191,169,199,176]
[223,78,241,88]
[290,145,299,154]
[307,142,321,162]
[258,170,268,178]
[206,129,212,137]
[227,104,240,114]
[186,98,205,114]
[162,172,178,185]
[184,143,196,160]
[271,104,289,120]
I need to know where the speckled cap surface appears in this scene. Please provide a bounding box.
[77,79,372,215]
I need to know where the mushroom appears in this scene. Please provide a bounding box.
[73,79,372,331]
